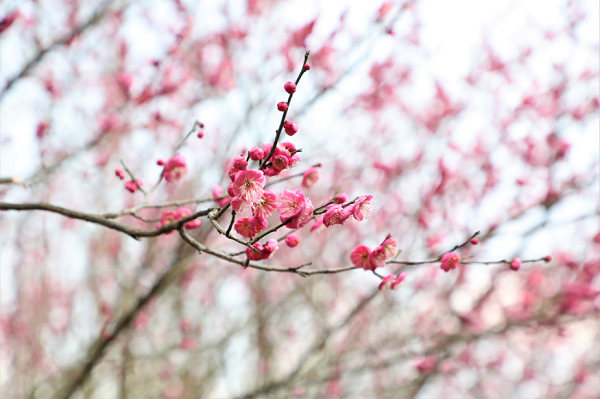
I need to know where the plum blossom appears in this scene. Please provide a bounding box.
[234,216,268,238]
[232,169,266,203]
[156,210,177,234]
[231,196,253,217]
[284,121,299,136]
[115,168,125,180]
[510,258,522,271]
[302,167,319,188]
[381,237,398,258]
[252,190,277,219]
[350,245,372,270]
[288,197,313,229]
[277,102,288,111]
[277,189,306,220]
[379,273,409,291]
[249,146,264,161]
[369,246,387,269]
[322,204,352,227]
[333,193,349,204]
[285,234,300,247]
[272,154,289,171]
[246,243,264,261]
[352,194,375,221]
[284,82,297,94]
[162,154,188,183]
[233,156,248,170]
[440,252,461,272]
[262,239,278,260]
[125,178,144,193]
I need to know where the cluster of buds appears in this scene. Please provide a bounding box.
[350,237,398,271]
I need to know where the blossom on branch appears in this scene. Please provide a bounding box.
[277,189,307,220]
[125,178,144,193]
[302,167,319,188]
[352,195,375,221]
[246,243,264,261]
[284,121,299,136]
[440,252,461,272]
[323,204,352,227]
[161,154,188,183]
[232,169,266,204]
[252,190,277,219]
[285,234,300,247]
[350,245,372,270]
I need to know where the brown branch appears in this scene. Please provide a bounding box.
[0,202,214,239]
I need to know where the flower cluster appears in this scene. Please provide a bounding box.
[323,194,375,228]
[125,178,144,193]
[350,237,398,271]
[156,208,202,233]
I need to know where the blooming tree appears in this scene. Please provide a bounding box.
[1,0,599,398]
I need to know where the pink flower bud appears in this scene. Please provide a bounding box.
[157,159,164,166]
[227,184,235,197]
[544,255,553,263]
[277,102,288,112]
[470,238,479,245]
[284,82,297,94]
[284,121,299,136]
[197,131,204,138]
[125,179,144,193]
[334,193,349,204]
[115,168,125,180]
[200,123,205,128]
[285,234,300,247]
[304,64,311,70]
[233,156,248,171]
[510,258,522,271]
[249,146,265,161]
[246,243,264,261]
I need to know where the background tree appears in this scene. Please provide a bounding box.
[1,0,599,398]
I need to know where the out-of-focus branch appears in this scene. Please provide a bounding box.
[0,0,116,101]
[0,202,214,239]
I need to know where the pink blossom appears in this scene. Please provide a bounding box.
[284,82,297,94]
[280,142,300,167]
[228,166,242,182]
[249,146,264,161]
[285,234,300,247]
[156,210,177,234]
[125,178,144,193]
[277,189,306,220]
[231,196,253,217]
[246,243,264,261]
[350,245,372,270]
[249,216,268,235]
[235,217,254,238]
[277,102,288,111]
[378,274,395,291]
[288,197,313,229]
[197,131,204,138]
[302,167,319,188]
[390,272,408,290]
[252,190,277,219]
[334,193,349,204]
[115,168,125,180]
[303,64,311,70]
[471,238,479,245]
[352,194,375,221]
[212,185,231,207]
[162,154,188,183]
[272,154,290,171]
[369,246,387,269]
[262,239,278,260]
[264,166,280,177]
[233,156,248,170]
[323,204,352,227]
[440,252,461,272]
[232,169,266,204]
[510,258,522,271]
[175,208,201,230]
[381,237,398,258]
[284,121,299,136]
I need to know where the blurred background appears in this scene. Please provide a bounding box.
[1,0,599,398]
